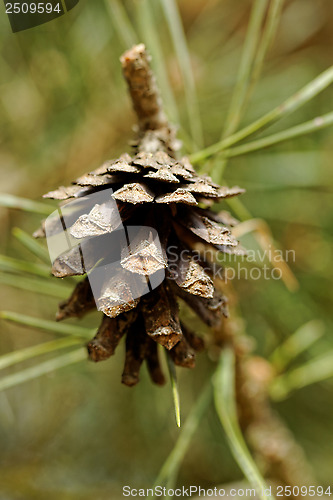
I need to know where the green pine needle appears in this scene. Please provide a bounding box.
[0,348,87,393]
[0,337,83,371]
[0,311,95,339]
[224,111,333,158]
[12,227,50,264]
[136,0,180,126]
[0,273,71,299]
[270,320,325,373]
[105,0,138,48]
[191,65,333,163]
[0,194,53,215]
[0,255,50,278]
[222,0,269,139]
[154,381,212,490]
[160,0,203,149]
[214,347,275,500]
[165,352,181,428]
[248,0,285,96]
[270,350,333,401]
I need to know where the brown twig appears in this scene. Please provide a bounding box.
[121,43,168,132]
[213,317,315,498]
[120,44,179,154]
[236,354,315,493]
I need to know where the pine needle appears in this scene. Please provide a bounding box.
[222,0,269,139]
[0,255,50,278]
[160,0,203,149]
[0,311,94,339]
[0,337,83,371]
[0,194,53,215]
[0,273,71,298]
[12,227,50,264]
[224,111,333,158]
[165,352,181,428]
[136,0,180,125]
[214,347,275,500]
[270,350,333,401]
[246,0,285,105]
[270,320,325,373]
[105,0,138,48]
[190,65,333,163]
[154,381,212,490]
[0,348,87,393]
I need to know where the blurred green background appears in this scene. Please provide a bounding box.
[0,0,333,498]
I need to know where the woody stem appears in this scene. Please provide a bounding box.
[120,43,171,133]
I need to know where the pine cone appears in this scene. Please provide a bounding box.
[35,45,245,387]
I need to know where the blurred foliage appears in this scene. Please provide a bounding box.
[0,0,333,498]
